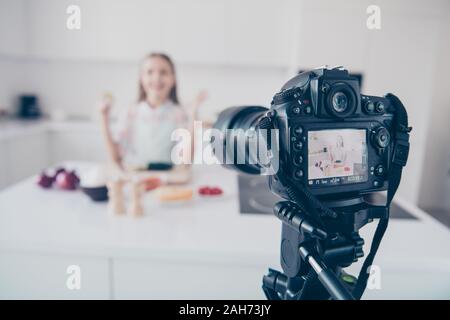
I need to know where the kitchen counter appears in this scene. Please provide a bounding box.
[0,118,100,142]
[0,118,49,141]
[0,119,107,191]
[0,162,449,299]
[0,162,281,263]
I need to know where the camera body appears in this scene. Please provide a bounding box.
[269,67,394,198]
[213,66,400,200]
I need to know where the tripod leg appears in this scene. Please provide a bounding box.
[299,246,355,300]
[292,269,329,300]
[262,269,306,300]
[262,269,284,300]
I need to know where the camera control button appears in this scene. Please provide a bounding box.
[364,101,375,113]
[305,106,312,114]
[375,165,385,176]
[292,106,301,115]
[293,155,303,165]
[293,125,303,136]
[293,141,303,151]
[376,102,385,113]
[294,169,304,179]
[321,84,330,93]
[373,127,390,148]
[372,180,382,188]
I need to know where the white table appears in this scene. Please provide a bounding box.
[0,162,449,299]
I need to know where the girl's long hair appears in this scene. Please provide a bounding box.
[137,53,179,104]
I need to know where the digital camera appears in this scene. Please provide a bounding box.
[214,67,398,200]
[213,66,411,300]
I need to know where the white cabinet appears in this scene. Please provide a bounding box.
[113,257,268,299]
[27,0,102,60]
[28,0,164,61]
[0,122,106,188]
[95,0,164,60]
[0,252,110,299]
[160,0,290,67]
[48,128,106,165]
[4,131,49,184]
[25,0,291,66]
[27,0,227,63]
[28,0,162,61]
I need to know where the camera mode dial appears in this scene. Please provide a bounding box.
[272,87,302,105]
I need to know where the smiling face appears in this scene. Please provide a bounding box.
[139,56,176,105]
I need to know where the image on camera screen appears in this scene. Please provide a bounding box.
[307,129,368,186]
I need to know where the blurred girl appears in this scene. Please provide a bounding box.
[100,53,206,172]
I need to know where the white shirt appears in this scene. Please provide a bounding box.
[114,100,188,169]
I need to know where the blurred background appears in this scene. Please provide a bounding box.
[0,0,449,299]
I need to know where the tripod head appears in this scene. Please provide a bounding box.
[277,197,380,276]
[262,195,387,300]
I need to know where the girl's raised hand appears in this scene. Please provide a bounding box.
[194,90,208,108]
[188,90,208,120]
[99,92,114,117]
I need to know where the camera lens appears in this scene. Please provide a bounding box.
[331,92,349,113]
[213,105,269,174]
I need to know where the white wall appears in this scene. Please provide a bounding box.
[12,60,286,122]
[0,0,27,57]
[418,7,450,211]
[0,0,28,111]
[0,0,292,120]
[361,1,443,205]
[0,0,449,205]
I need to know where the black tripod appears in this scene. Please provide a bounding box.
[262,197,387,300]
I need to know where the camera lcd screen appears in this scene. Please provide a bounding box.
[307,129,368,186]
